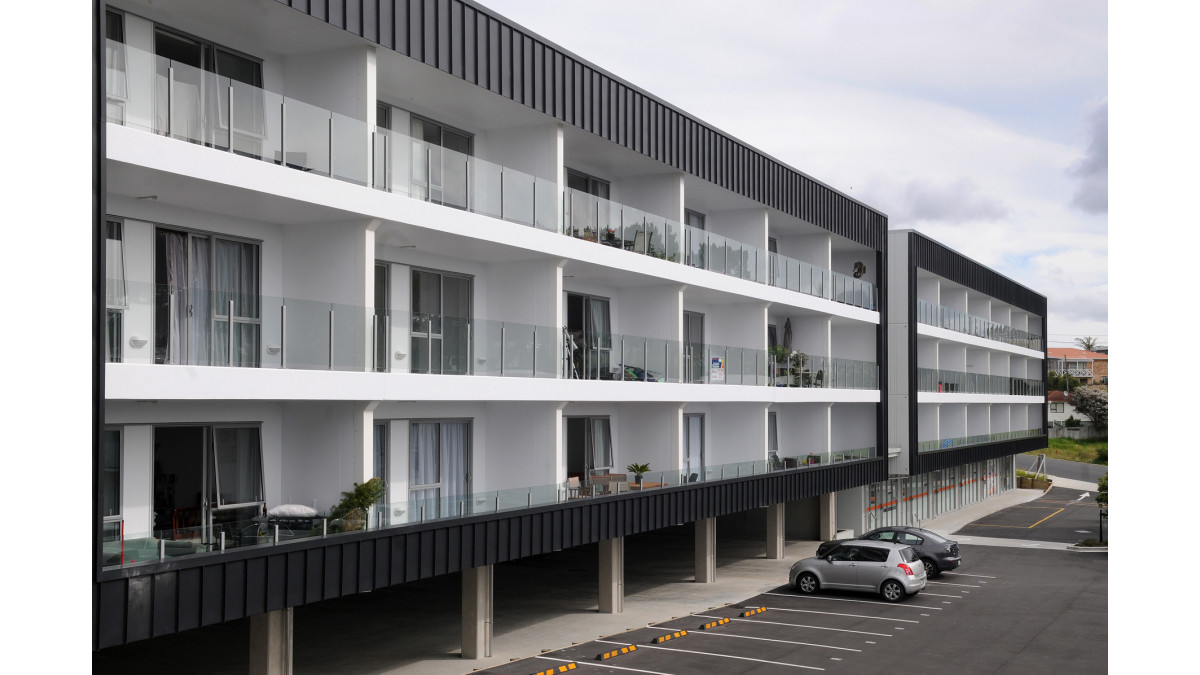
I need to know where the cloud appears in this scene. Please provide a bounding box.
[898,177,1010,223]
[1067,99,1108,214]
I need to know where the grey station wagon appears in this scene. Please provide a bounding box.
[790,541,927,602]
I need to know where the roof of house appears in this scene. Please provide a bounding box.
[1048,348,1108,360]
[1047,390,1071,402]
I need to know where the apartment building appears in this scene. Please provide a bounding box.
[1049,347,1108,385]
[93,1,1045,669]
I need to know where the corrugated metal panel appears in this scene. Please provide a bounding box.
[908,231,1046,316]
[913,436,1048,475]
[273,0,885,250]
[95,459,885,648]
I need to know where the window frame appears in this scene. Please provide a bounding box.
[565,167,611,199]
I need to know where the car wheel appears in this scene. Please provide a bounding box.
[796,573,819,594]
[922,558,938,578]
[881,579,905,602]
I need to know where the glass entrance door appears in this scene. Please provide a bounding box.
[409,421,471,516]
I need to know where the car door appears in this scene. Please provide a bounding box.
[896,531,925,555]
[823,544,862,589]
[855,545,891,590]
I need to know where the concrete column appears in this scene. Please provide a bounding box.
[695,517,716,583]
[598,536,624,613]
[820,492,837,540]
[766,503,785,560]
[249,608,293,675]
[462,565,493,659]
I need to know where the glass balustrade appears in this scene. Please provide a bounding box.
[916,368,1044,396]
[917,428,1043,453]
[109,281,879,389]
[107,38,879,312]
[916,300,1043,351]
[102,448,878,569]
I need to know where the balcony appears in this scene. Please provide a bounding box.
[916,300,1042,351]
[917,428,1042,453]
[105,39,876,312]
[917,368,1044,396]
[107,281,880,389]
[100,449,878,571]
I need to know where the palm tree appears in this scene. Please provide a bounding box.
[1074,336,1101,351]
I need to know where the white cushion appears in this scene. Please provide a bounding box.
[268,504,318,518]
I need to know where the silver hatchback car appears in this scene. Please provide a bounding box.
[789,541,927,602]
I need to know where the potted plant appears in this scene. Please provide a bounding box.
[329,477,387,532]
[626,462,651,486]
[603,226,617,244]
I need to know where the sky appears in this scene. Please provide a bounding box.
[478,0,1109,350]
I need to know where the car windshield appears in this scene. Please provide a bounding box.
[898,547,919,563]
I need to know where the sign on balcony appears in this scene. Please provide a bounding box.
[710,356,726,383]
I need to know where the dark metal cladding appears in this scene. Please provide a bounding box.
[95,460,886,648]
[272,0,887,251]
[903,230,1050,475]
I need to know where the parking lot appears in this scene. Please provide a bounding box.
[483,536,1107,674]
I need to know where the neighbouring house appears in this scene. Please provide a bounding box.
[1048,348,1108,386]
[1047,390,1079,423]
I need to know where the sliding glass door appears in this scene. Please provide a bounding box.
[409,421,471,517]
[565,416,614,485]
[683,414,704,480]
[155,227,260,367]
[410,269,472,374]
[565,293,611,380]
[684,311,705,383]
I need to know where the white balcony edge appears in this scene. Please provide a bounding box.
[916,392,1045,404]
[916,322,1044,359]
[106,124,878,324]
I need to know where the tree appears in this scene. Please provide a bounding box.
[1096,472,1107,510]
[1068,386,1108,431]
[1048,371,1081,392]
[1074,336,1101,351]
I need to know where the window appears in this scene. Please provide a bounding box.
[566,168,610,199]
[859,547,888,563]
[410,113,473,208]
[829,545,860,562]
[409,421,471,515]
[155,226,260,367]
[768,411,779,461]
[410,268,472,374]
[374,263,390,372]
[565,293,612,380]
[105,10,127,102]
[684,209,706,231]
[897,532,924,546]
[565,417,614,482]
[102,429,122,542]
[105,219,127,363]
[1050,402,1064,413]
[153,26,264,146]
[373,422,389,491]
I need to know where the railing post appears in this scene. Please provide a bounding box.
[643,341,648,381]
[328,115,334,177]
[167,65,174,137]
[280,304,287,369]
[228,299,235,366]
[372,314,378,372]
[328,308,335,370]
[280,96,286,164]
[220,531,226,552]
[532,326,538,377]
[499,171,505,220]
[273,524,279,545]
[500,324,506,376]
[227,82,234,152]
[159,539,165,561]
[468,321,474,375]
[464,156,471,211]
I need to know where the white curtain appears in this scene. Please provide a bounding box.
[159,230,188,365]
[441,422,468,497]
[591,418,612,470]
[189,237,212,365]
[410,423,440,487]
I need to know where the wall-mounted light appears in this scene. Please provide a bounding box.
[394,352,407,361]
[266,345,281,355]
[477,358,487,365]
[129,336,148,348]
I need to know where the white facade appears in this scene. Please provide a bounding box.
[102,0,885,548]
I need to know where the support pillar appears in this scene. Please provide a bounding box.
[462,564,493,659]
[695,517,716,583]
[820,492,837,541]
[766,503,785,560]
[598,536,624,613]
[249,608,293,675]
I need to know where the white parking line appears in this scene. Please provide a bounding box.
[918,592,963,599]
[536,655,671,675]
[941,572,997,579]
[656,627,862,652]
[926,580,980,588]
[596,639,825,671]
[758,606,920,623]
[693,614,892,637]
[764,592,942,610]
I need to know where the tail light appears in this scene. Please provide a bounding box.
[898,563,914,576]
